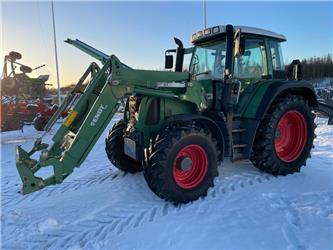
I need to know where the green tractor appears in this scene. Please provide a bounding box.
[16,24,329,204]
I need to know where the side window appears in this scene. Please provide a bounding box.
[182,53,192,72]
[233,38,267,84]
[269,41,284,70]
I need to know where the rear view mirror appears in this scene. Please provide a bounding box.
[165,54,173,69]
[286,59,302,80]
[234,29,244,57]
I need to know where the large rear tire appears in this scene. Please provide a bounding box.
[105,120,143,173]
[250,95,315,175]
[144,123,219,204]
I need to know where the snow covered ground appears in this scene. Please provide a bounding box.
[1,116,333,249]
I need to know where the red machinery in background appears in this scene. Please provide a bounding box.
[32,102,62,131]
[1,51,62,132]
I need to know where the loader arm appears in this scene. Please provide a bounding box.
[64,39,132,69]
[16,58,124,194]
[15,38,196,195]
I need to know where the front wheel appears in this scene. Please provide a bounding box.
[251,95,315,175]
[144,123,219,204]
[105,120,143,173]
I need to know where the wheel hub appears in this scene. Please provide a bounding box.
[178,157,193,171]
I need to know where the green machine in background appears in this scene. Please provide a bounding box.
[16,24,331,204]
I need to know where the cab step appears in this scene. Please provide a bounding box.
[233,144,247,149]
[232,128,246,133]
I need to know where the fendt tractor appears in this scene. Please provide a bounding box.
[16,24,333,204]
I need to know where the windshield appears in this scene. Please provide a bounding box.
[190,40,226,80]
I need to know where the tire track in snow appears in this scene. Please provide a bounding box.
[205,171,275,200]
[264,191,333,250]
[1,170,125,207]
[17,170,279,249]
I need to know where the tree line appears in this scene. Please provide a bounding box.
[300,54,333,80]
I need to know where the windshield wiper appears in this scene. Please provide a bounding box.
[193,70,211,77]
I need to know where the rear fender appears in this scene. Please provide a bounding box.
[244,80,318,120]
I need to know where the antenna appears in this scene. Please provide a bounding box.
[203,0,208,71]
[51,0,61,105]
[203,0,207,29]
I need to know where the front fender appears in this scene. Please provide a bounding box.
[161,113,227,160]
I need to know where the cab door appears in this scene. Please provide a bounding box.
[232,37,269,115]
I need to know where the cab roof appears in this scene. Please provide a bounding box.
[191,25,287,44]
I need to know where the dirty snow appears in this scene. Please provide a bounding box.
[1,116,333,249]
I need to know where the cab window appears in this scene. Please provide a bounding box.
[269,41,284,71]
[233,38,267,84]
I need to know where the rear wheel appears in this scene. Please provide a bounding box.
[105,120,143,173]
[251,95,315,175]
[144,123,219,204]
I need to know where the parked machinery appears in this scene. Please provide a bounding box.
[1,51,58,131]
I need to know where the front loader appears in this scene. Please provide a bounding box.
[16,24,331,204]
[16,38,199,197]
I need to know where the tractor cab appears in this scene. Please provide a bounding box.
[192,25,287,111]
[189,25,286,81]
[165,25,289,117]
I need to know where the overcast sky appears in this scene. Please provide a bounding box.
[1,1,332,87]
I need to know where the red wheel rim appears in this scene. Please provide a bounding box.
[173,144,208,189]
[274,111,307,162]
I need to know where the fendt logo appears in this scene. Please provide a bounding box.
[90,104,108,126]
